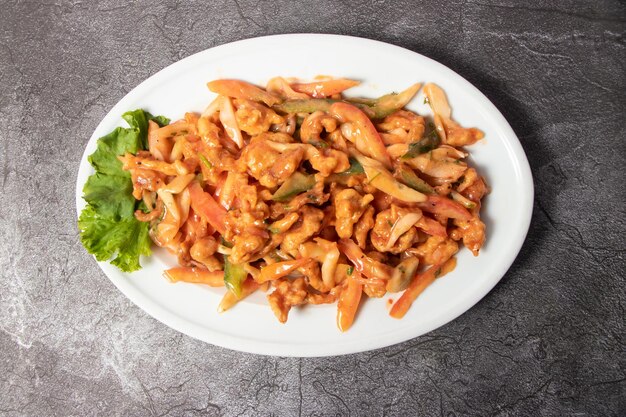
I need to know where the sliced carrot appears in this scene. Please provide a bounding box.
[417,195,472,221]
[206,79,281,106]
[336,275,363,332]
[217,279,259,313]
[256,258,312,283]
[389,257,457,319]
[188,182,227,235]
[291,79,360,98]
[164,267,225,286]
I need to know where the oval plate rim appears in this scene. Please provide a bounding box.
[75,34,534,357]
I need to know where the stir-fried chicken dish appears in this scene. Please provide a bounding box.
[118,77,488,331]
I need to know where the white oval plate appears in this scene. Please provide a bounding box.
[76,34,533,357]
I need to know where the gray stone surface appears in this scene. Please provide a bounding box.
[1,0,624,415]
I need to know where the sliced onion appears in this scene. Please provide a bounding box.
[266,77,309,100]
[340,122,357,143]
[161,173,195,194]
[315,238,340,288]
[450,191,476,209]
[433,114,447,142]
[273,249,293,261]
[424,83,451,119]
[362,165,427,203]
[386,143,409,159]
[338,239,394,280]
[385,212,422,250]
[298,239,340,289]
[349,149,383,169]
[147,120,168,161]
[220,171,237,210]
[169,139,184,161]
[173,160,190,175]
[216,245,232,255]
[202,96,222,118]
[156,189,180,222]
[176,188,191,225]
[219,96,244,148]
[142,190,155,210]
[243,264,261,280]
[439,145,467,159]
[387,256,420,293]
[407,154,467,180]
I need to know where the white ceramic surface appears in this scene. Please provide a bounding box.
[75,34,533,357]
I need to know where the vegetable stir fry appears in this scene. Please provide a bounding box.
[80,77,488,331]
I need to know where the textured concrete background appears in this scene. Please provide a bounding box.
[1,0,625,416]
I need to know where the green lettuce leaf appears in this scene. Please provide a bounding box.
[78,206,151,272]
[82,172,135,219]
[145,112,170,128]
[87,127,142,175]
[78,109,169,272]
[122,109,171,149]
